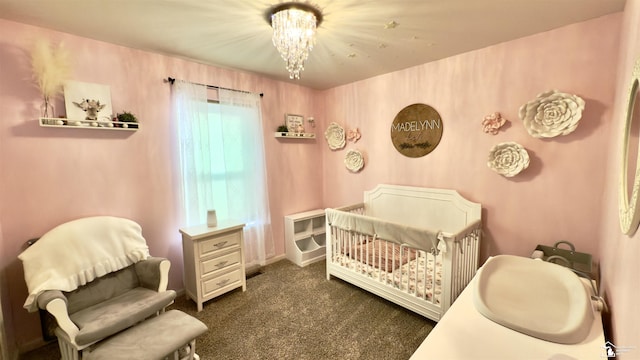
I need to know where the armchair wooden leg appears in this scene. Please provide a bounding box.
[55,330,81,360]
[174,340,198,360]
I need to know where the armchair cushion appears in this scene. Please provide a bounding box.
[64,266,140,314]
[134,257,166,291]
[72,287,176,346]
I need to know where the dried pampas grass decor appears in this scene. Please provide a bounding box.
[30,38,71,117]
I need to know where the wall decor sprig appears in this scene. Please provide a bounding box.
[30,38,71,118]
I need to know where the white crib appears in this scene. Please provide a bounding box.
[325,184,482,321]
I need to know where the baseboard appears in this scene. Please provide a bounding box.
[174,288,186,297]
[264,254,286,265]
[18,337,53,356]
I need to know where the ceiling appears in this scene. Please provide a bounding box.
[0,0,626,90]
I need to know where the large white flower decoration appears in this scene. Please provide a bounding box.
[518,90,585,138]
[487,142,530,177]
[325,122,346,150]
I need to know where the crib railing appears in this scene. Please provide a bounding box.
[326,203,482,321]
[440,225,482,313]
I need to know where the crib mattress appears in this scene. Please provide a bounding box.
[410,272,606,359]
[333,251,442,303]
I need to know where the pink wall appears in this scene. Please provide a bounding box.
[600,0,640,356]
[320,14,621,265]
[0,10,632,357]
[0,19,323,353]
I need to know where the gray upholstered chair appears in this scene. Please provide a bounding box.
[19,216,177,360]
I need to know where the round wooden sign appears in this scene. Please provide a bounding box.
[390,103,443,158]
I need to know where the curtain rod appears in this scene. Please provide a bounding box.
[165,77,263,97]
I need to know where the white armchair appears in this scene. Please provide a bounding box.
[19,216,176,360]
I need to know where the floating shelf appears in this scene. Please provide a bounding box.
[274,132,315,139]
[39,117,139,131]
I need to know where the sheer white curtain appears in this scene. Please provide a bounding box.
[172,81,274,267]
[172,80,209,225]
[218,88,274,267]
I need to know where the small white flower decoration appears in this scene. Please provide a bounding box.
[482,112,508,135]
[487,142,530,177]
[344,149,365,172]
[519,90,585,138]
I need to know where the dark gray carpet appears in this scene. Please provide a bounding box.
[21,259,434,359]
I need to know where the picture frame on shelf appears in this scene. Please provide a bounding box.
[285,113,304,133]
[63,80,113,124]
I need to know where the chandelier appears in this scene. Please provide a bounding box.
[267,2,323,80]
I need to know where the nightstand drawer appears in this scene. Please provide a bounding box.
[202,269,242,295]
[199,231,240,257]
[201,251,241,277]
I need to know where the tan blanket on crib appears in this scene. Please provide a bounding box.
[325,208,440,252]
[350,240,417,271]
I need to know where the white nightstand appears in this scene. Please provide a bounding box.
[179,220,246,311]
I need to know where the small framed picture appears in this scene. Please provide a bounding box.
[285,113,304,133]
[64,80,113,122]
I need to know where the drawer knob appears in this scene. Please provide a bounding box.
[213,241,228,249]
[216,279,230,287]
[215,261,228,268]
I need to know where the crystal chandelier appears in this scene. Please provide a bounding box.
[267,2,323,80]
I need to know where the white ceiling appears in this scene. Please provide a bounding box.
[0,0,626,90]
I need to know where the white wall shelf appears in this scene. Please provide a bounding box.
[285,209,326,267]
[39,117,139,131]
[274,132,315,139]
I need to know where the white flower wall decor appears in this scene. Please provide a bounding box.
[344,149,365,173]
[482,112,508,135]
[325,122,346,150]
[519,90,585,138]
[487,142,530,177]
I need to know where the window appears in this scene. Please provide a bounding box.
[172,82,273,267]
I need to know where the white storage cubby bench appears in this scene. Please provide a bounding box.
[84,310,207,360]
[285,209,326,267]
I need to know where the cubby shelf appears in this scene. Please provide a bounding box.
[284,209,326,267]
[39,117,139,131]
[274,132,315,139]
